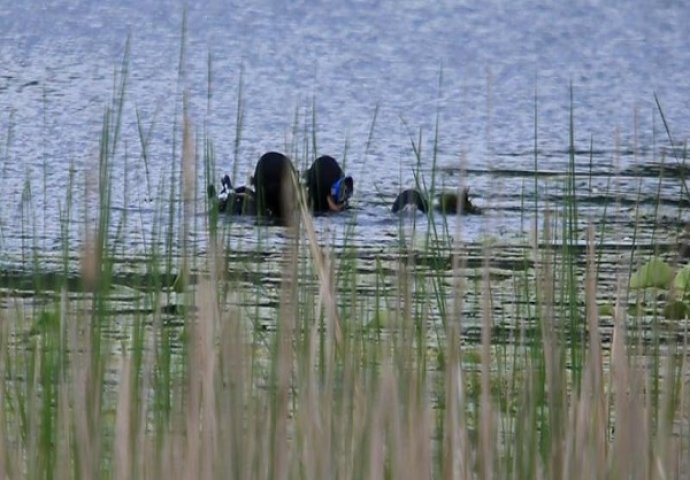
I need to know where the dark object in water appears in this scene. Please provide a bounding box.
[305,155,353,213]
[391,187,480,215]
[224,186,257,215]
[391,188,429,213]
[437,189,480,215]
[251,151,298,223]
[678,222,690,260]
[208,174,257,215]
[207,174,232,200]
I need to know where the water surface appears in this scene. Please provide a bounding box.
[1,0,689,290]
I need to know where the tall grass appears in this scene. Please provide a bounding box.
[2,150,687,479]
[6,177,686,478]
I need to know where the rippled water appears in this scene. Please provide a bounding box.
[1,0,689,269]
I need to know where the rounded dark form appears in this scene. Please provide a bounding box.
[251,151,297,222]
[391,189,429,214]
[229,186,257,215]
[436,188,480,215]
[343,176,354,193]
[305,155,345,212]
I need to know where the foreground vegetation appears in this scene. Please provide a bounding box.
[1,139,689,479]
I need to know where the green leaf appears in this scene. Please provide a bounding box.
[365,310,389,331]
[664,300,688,320]
[630,257,673,289]
[674,265,690,297]
[598,303,615,317]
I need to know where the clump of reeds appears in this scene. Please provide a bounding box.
[1,147,686,478]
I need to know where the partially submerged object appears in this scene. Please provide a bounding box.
[250,151,298,223]
[390,188,429,214]
[208,174,257,216]
[304,155,354,213]
[391,187,480,215]
[210,152,356,223]
[436,190,480,215]
[209,152,298,223]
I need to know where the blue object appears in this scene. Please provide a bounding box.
[330,177,352,203]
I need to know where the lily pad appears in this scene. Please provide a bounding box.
[630,257,673,290]
[365,309,389,331]
[628,304,645,317]
[598,303,615,317]
[664,300,689,320]
[674,266,690,297]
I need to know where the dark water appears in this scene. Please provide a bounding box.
[1,0,689,269]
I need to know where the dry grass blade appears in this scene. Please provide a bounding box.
[442,189,472,480]
[114,355,133,480]
[56,377,71,480]
[564,224,606,478]
[188,278,220,480]
[479,246,494,479]
[181,96,196,223]
[0,317,8,479]
[214,241,253,480]
[71,301,100,480]
[442,318,470,480]
[296,172,342,347]
[366,376,385,480]
[271,169,301,480]
[610,282,650,479]
[536,209,565,478]
[178,105,196,292]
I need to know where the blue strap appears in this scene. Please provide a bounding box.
[330,178,343,201]
[331,177,352,203]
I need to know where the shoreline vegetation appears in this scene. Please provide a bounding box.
[1,33,690,479]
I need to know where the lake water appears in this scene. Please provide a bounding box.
[1,0,690,266]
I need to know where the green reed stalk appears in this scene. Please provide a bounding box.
[135,105,158,203]
[563,83,583,387]
[655,93,690,201]
[311,95,318,162]
[232,65,245,182]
